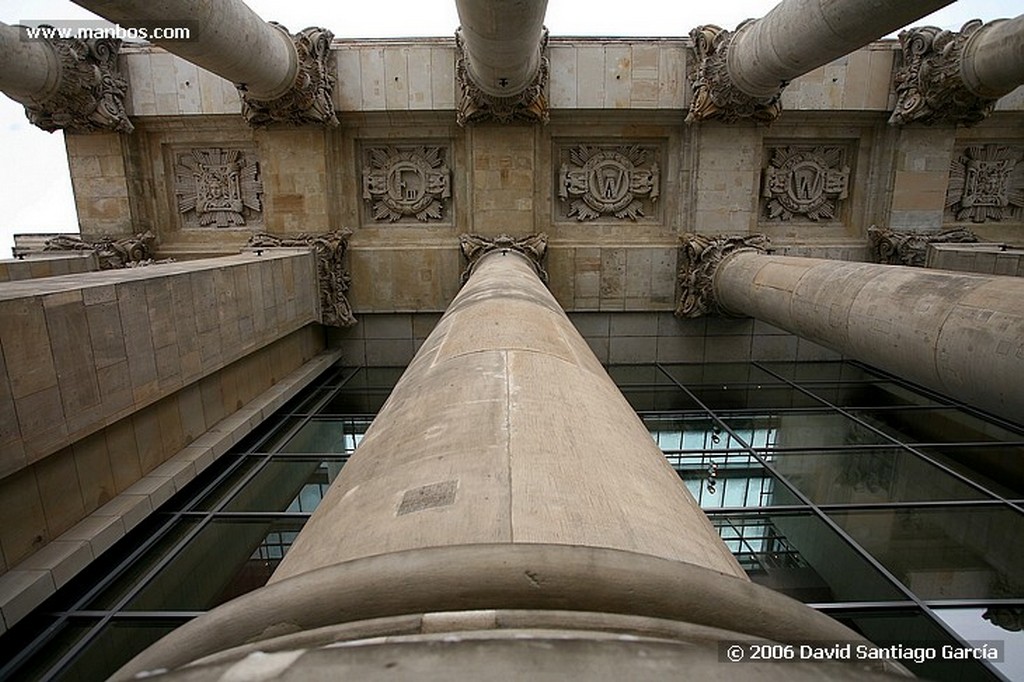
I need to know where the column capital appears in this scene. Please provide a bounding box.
[685,24,782,124]
[867,225,978,266]
[455,28,550,126]
[43,231,155,268]
[889,20,998,127]
[24,32,133,133]
[459,233,548,284]
[675,233,769,318]
[240,25,339,128]
[247,230,355,327]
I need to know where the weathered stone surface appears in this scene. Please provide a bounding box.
[675,233,769,318]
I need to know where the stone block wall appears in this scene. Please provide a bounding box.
[0,251,319,474]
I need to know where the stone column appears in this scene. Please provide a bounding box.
[687,0,954,122]
[110,235,899,681]
[454,0,550,124]
[70,0,337,126]
[677,234,1024,423]
[0,21,132,132]
[891,15,1024,126]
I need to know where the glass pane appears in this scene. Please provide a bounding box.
[123,518,308,611]
[769,449,990,504]
[917,445,1024,499]
[757,361,875,383]
[805,382,949,408]
[607,365,666,384]
[191,456,263,511]
[224,458,347,513]
[831,609,999,682]
[933,607,1024,682]
[728,412,892,450]
[669,451,800,509]
[852,408,1024,445]
[88,519,201,610]
[661,362,782,387]
[687,385,822,410]
[621,387,699,411]
[55,620,184,682]
[644,414,750,451]
[280,418,372,453]
[709,512,905,603]
[0,618,83,682]
[828,506,1024,600]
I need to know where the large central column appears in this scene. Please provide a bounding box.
[454,0,550,124]
[71,0,337,126]
[687,0,954,122]
[111,236,895,680]
[677,235,1024,423]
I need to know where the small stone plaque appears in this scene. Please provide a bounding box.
[397,479,458,516]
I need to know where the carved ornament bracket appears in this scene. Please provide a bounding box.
[43,231,156,269]
[24,31,133,133]
[459,233,548,285]
[675,233,769,318]
[455,29,550,126]
[889,21,997,127]
[247,230,356,327]
[241,25,339,128]
[867,225,978,267]
[686,23,782,124]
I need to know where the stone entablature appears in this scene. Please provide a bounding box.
[117,39,965,118]
[360,145,452,224]
[555,143,661,222]
[868,225,978,267]
[173,147,264,229]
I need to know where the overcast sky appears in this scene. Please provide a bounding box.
[0,0,1019,256]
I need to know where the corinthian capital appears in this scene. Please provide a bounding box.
[676,233,769,317]
[25,32,133,133]
[455,29,550,126]
[889,21,997,127]
[459,233,548,284]
[241,25,339,128]
[686,23,782,124]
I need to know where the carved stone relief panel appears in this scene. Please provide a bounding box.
[360,144,452,224]
[173,147,263,229]
[946,144,1024,223]
[761,144,850,222]
[555,143,661,222]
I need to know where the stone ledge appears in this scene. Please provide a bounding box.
[0,349,342,633]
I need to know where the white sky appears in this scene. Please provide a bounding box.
[0,0,1019,256]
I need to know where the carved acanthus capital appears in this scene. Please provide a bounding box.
[867,225,978,267]
[889,21,997,127]
[459,233,548,284]
[686,23,782,124]
[24,32,133,133]
[241,25,339,128]
[247,230,355,327]
[676,233,769,318]
[44,231,156,269]
[455,29,550,126]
